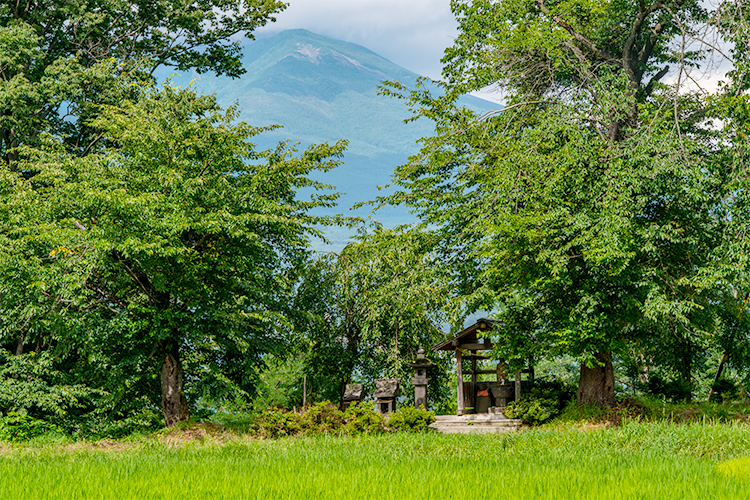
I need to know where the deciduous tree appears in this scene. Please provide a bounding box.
[9,83,344,426]
[383,0,728,405]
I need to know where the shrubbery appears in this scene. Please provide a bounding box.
[0,412,60,442]
[387,405,436,432]
[251,401,435,438]
[504,379,575,426]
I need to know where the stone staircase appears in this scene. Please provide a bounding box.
[429,412,522,434]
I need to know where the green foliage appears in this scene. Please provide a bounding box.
[247,403,437,438]
[645,375,694,403]
[386,405,436,432]
[343,401,385,434]
[0,412,58,442]
[300,402,345,435]
[254,409,303,439]
[0,0,286,163]
[2,81,347,427]
[504,380,575,425]
[380,0,736,406]
[250,355,306,413]
[293,226,453,406]
[504,399,556,426]
[0,351,106,423]
[711,379,740,403]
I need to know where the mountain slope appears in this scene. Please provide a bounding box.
[161,29,499,248]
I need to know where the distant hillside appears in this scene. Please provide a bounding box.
[161,29,499,249]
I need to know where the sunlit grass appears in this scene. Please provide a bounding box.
[2,421,750,499]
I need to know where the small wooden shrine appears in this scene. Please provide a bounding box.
[432,318,533,416]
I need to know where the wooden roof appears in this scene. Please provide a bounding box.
[431,318,497,351]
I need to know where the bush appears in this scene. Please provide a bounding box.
[386,406,435,433]
[0,412,59,442]
[254,409,303,438]
[504,398,557,425]
[300,401,345,434]
[343,402,385,434]
[710,378,740,403]
[504,379,575,426]
[646,375,692,403]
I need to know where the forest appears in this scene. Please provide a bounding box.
[1,0,750,437]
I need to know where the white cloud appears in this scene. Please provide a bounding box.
[258,0,458,79]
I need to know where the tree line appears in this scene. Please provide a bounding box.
[1,0,749,431]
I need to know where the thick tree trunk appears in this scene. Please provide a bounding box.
[577,351,615,407]
[160,342,189,427]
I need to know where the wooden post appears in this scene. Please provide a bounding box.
[515,371,521,401]
[471,351,477,412]
[456,350,464,416]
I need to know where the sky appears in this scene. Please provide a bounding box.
[256,0,460,82]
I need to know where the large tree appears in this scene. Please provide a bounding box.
[383,0,727,405]
[4,83,344,426]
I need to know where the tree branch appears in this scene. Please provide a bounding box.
[538,0,619,63]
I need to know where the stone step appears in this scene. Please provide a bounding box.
[433,421,520,428]
[430,414,522,434]
[429,423,520,434]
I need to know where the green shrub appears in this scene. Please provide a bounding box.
[254,409,303,438]
[300,401,345,434]
[343,402,385,434]
[710,378,740,403]
[504,398,557,425]
[0,412,59,442]
[386,405,435,432]
[504,379,575,426]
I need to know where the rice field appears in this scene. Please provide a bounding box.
[2,420,750,499]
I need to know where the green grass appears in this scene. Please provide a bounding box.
[2,421,750,499]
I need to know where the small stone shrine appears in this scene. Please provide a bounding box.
[341,383,364,410]
[373,378,400,414]
[408,348,436,409]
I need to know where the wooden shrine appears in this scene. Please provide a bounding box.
[432,318,534,416]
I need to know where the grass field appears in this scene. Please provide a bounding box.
[2,420,750,499]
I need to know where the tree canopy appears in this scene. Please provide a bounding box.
[381,0,746,405]
[0,0,285,164]
[1,82,345,426]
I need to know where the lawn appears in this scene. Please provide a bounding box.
[2,421,750,499]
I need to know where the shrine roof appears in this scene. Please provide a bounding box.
[431,318,497,351]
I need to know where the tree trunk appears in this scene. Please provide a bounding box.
[577,351,615,407]
[160,342,189,427]
[15,331,24,356]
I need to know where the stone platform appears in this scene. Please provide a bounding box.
[429,413,523,434]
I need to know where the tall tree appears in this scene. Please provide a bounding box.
[293,226,452,405]
[9,83,345,426]
[383,0,725,405]
[0,0,285,164]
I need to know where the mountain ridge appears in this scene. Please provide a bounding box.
[160,29,499,248]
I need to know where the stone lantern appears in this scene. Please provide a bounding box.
[408,348,436,409]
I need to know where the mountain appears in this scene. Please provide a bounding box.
[160,29,499,249]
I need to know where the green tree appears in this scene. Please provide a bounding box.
[8,83,345,426]
[0,0,285,165]
[383,0,725,406]
[293,226,452,406]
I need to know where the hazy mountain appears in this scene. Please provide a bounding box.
[161,29,499,249]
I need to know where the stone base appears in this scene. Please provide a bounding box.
[429,414,522,434]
